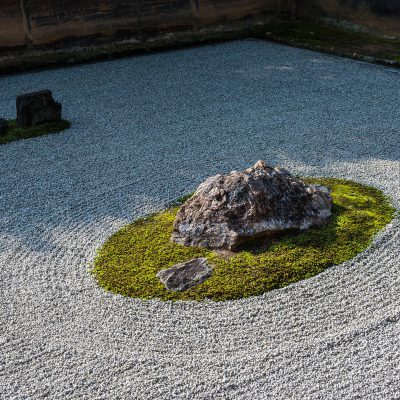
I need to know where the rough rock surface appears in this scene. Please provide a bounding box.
[157,258,212,291]
[171,161,333,250]
[16,90,62,128]
[0,118,7,135]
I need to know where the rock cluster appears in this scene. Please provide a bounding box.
[16,90,62,128]
[171,161,332,250]
[157,258,212,291]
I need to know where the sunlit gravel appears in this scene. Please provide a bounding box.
[0,40,399,399]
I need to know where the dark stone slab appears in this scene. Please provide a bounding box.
[0,119,7,136]
[157,257,212,291]
[16,90,62,128]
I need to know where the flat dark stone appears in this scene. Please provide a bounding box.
[157,257,212,292]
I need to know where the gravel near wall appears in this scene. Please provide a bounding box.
[0,40,399,400]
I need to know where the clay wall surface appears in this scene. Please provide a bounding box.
[0,1,27,48]
[1,0,399,50]
[0,0,284,49]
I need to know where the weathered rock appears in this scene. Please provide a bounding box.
[157,258,212,291]
[171,160,333,250]
[16,90,62,128]
[0,119,7,136]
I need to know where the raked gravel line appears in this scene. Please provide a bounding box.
[0,40,399,400]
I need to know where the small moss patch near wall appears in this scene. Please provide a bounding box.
[254,21,400,66]
[93,178,395,301]
[0,119,71,145]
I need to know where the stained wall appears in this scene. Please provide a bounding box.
[1,0,399,50]
[0,0,286,48]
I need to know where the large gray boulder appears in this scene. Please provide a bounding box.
[157,258,212,291]
[16,90,62,128]
[171,161,332,250]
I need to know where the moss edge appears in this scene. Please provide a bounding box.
[92,178,396,302]
[0,119,71,145]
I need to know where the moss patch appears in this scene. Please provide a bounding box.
[248,21,400,66]
[0,119,71,145]
[93,178,395,301]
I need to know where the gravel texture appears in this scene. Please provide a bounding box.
[0,40,399,400]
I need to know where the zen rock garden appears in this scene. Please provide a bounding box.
[157,160,333,291]
[0,89,69,144]
[2,35,400,399]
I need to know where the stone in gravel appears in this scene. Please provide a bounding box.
[157,258,212,291]
[171,160,333,250]
[0,118,7,135]
[16,90,62,128]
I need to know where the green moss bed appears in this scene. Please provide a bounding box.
[0,119,71,145]
[93,178,395,301]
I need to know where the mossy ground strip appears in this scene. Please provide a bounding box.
[93,178,395,301]
[0,119,71,145]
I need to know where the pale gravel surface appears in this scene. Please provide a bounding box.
[0,40,399,400]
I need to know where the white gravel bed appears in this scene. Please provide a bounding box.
[0,40,399,399]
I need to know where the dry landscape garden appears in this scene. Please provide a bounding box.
[1,1,400,399]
